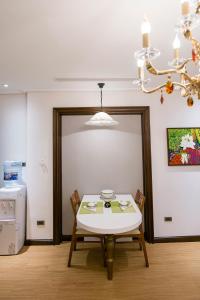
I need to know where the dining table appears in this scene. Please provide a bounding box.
[77,193,142,280]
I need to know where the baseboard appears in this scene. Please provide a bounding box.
[62,235,85,242]
[154,235,200,243]
[62,235,72,241]
[63,235,200,244]
[25,239,54,245]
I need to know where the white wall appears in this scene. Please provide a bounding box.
[1,91,199,240]
[26,90,200,239]
[0,94,27,186]
[62,115,143,235]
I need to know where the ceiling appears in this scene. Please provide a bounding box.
[0,0,199,93]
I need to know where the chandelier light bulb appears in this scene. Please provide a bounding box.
[141,17,151,34]
[137,59,145,68]
[173,34,181,49]
[137,59,144,80]
[141,16,151,48]
[173,34,181,59]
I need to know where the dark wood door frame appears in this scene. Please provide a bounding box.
[53,106,154,244]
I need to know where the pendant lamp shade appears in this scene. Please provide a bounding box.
[85,83,118,126]
[85,111,118,126]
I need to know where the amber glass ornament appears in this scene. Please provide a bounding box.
[192,48,197,61]
[187,96,194,107]
[197,4,200,14]
[165,79,174,94]
[160,90,164,104]
[184,29,192,39]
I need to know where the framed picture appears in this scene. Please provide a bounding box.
[167,128,200,166]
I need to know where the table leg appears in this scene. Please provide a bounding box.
[105,235,114,280]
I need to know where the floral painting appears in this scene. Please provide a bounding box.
[167,128,200,166]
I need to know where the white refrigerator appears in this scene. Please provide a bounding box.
[0,185,26,255]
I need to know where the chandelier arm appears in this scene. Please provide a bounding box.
[145,61,176,75]
[141,82,166,93]
[145,58,192,76]
[178,71,193,83]
[141,81,188,94]
[175,58,192,71]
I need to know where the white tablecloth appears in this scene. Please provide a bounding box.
[77,194,142,234]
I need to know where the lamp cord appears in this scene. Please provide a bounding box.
[98,82,105,110]
[100,88,103,109]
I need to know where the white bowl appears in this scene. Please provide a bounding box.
[101,189,114,194]
[102,194,113,199]
[101,189,114,199]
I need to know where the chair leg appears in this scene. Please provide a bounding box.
[114,239,116,258]
[138,240,142,251]
[67,235,76,267]
[74,237,77,251]
[100,237,106,267]
[140,235,149,267]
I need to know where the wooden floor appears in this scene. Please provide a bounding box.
[0,242,200,300]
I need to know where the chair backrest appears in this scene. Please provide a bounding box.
[70,190,81,218]
[74,189,81,206]
[134,189,145,213]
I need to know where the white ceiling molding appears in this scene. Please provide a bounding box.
[54,77,135,82]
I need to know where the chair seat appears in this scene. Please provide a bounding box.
[115,228,140,237]
[76,228,103,236]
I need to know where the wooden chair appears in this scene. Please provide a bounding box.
[114,189,149,267]
[67,190,105,267]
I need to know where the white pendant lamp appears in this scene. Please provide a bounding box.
[85,83,118,126]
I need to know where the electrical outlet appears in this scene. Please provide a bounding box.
[37,220,45,226]
[164,217,172,222]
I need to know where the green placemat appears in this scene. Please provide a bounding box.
[79,201,103,214]
[111,201,136,213]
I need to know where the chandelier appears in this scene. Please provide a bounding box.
[134,0,200,107]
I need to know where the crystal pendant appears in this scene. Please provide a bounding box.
[165,79,174,94]
[192,48,197,61]
[160,90,164,104]
[187,96,194,107]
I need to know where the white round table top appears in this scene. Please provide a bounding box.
[77,194,142,234]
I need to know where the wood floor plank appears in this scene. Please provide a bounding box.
[0,242,200,299]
